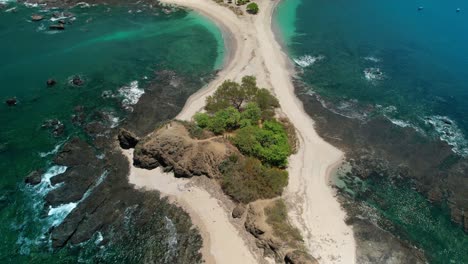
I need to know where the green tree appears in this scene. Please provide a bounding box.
[194,112,212,129]
[246,2,259,14]
[241,102,262,124]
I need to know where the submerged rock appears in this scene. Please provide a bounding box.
[31,14,44,21]
[72,76,84,86]
[118,128,139,149]
[5,98,17,106]
[49,24,65,30]
[47,79,57,87]
[41,119,65,137]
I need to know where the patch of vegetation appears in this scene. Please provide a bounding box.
[178,120,214,139]
[232,120,291,167]
[220,155,288,203]
[204,76,279,116]
[265,199,303,246]
[236,0,250,6]
[246,2,259,14]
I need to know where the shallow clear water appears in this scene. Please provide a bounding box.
[0,2,223,262]
[275,0,468,262]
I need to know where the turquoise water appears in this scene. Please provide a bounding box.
[275,0,468,262]
[0,2,223,262]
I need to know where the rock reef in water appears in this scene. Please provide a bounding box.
[133,121,239,178]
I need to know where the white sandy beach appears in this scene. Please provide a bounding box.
[128,0,356,263]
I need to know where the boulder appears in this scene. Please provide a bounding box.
[25,169,44,185]
[5,98,17,106]
[285,250,319,264]
[72,76,84,86]
[47,79,57,87]
[31,14,44,21]
[49,24,65,30]
[232,204,246,219]
[118,128,139,149]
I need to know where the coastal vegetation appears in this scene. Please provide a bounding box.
[193,76,292,202]
[265,199,303,247]
[246,3,259,14]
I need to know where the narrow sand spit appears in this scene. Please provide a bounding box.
[127,0,356,263]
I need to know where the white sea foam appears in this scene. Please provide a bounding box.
[95,232,104,245]
[4,7,17,12]
[48,202,78,227]
[424,115,468,156]
[118,81,144,111]
[40,166,68,189]
[50,16,67,22]
[364,56,381,63]
[364,67,385,82]
[39,141,64,158]
[294,54,325,68]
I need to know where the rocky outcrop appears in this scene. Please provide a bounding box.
[133,121,238,178]
[118,128,139,149]
[31,14,44,21]
[25,169,44,185]
[244,200,317,264]
[49,24,65,30]
[41,119,65,137]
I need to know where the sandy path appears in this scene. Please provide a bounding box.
[130,0,356,263]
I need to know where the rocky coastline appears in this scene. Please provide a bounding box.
[23,68,217,262]
[293,79,468,262]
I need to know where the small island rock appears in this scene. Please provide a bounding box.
[47,79,57,87]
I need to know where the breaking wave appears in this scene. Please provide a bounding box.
[294,54,325,68]
[118,80,144,111]
[424,115,468,156]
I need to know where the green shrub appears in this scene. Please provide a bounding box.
[236,0,250,6]
[232,120,291,167]
[220,156,288,203]
[246,2,259,14]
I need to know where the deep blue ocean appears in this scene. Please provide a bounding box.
[278,0,468,155]
[276,0,468,263]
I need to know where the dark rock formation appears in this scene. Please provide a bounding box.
[5,98,17,106]
[133,121,238,178]
[25,169,44,185]
[72,76,83,86]
[71,105,86,126]
[47,79,57,87]
[295,87,468,233]
[31,14,44,21]
[46,138,203,263]
[49,24,65,30]
[117,128,139,149]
